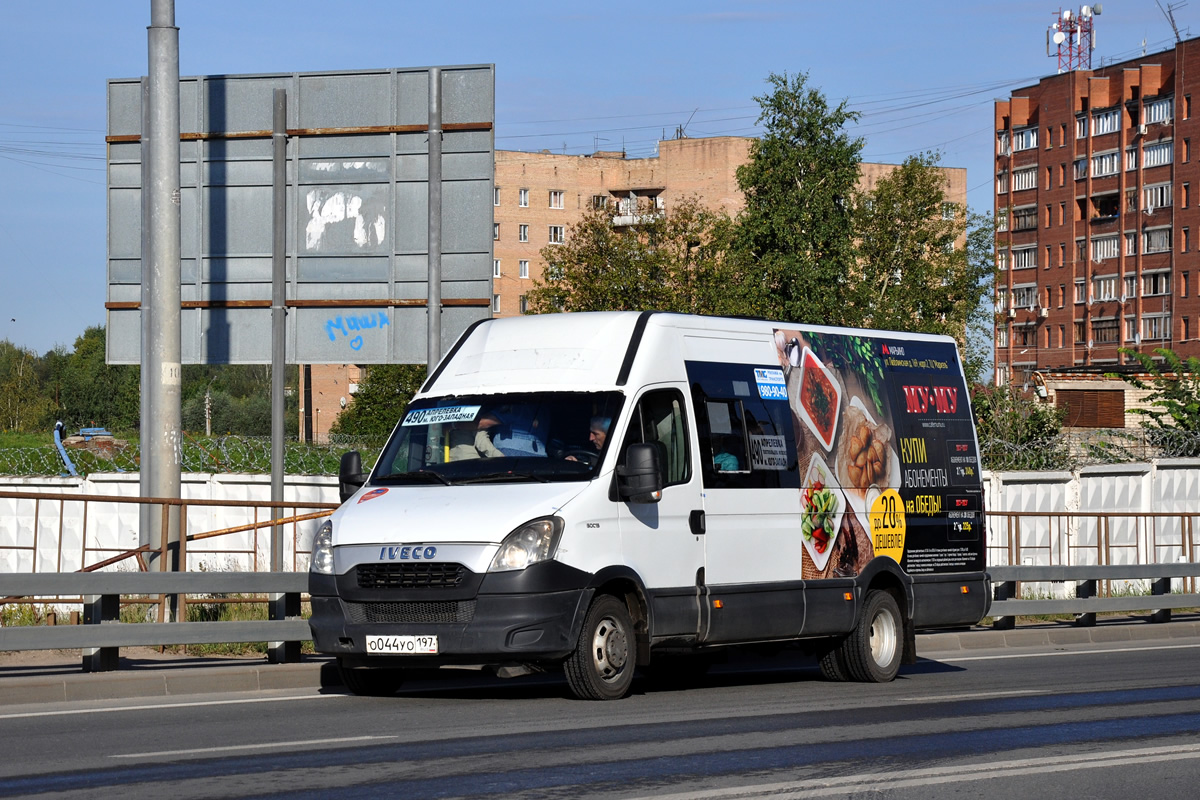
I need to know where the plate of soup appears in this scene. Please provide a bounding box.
[794,346,841,451]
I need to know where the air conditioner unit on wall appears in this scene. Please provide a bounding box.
[1138,123,1148,135]
[1007,307,1017,318]
[1039,307,1050,318]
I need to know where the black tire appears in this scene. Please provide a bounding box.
[842,590,903,683]
[564,595,635,700]
[817,638,850,682]
[337,658,405,697]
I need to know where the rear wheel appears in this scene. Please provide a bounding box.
[817,639,850,682]
[565,595,635,700]
[337,658,405,697]
[842,590,902,683]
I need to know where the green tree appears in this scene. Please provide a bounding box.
[55,327,140,431]
[0,340,52,432]
[330,364,427,439]
[733,71,863,323]
[526,197,739,315]
[851,153,993,381]
[1109,347,1200,456]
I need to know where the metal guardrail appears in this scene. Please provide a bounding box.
[0,572,310,672]
[989,563,1200,629]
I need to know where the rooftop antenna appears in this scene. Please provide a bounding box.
[1157,0,1186,42]
[676,108,699,139]
[1047,5,1102,73]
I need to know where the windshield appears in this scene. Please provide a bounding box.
[370,392,625,485]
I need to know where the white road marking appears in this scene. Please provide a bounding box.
[937,641,1200,663]
[110,734,395,759]
[630,742,1200,799]
[0,691,344,721]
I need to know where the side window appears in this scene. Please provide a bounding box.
[619,390,690,488]
[704,399,750,473]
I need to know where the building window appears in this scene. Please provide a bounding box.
[1125,316,1138,341]
[493,223,500,241]
[996,208,1009,231]
[1126,147,1138,171]
[1092,151,1119,177]
[1013,285,1038,308]
[996,250,1009,271]
[1093,108,1121,135]
[995,287,1009,313]
[1045,167,1054,190]
[1187,95,1193,119]
[1143,227,1172,254]
[549,190,564,209]
[592,195,608,210]
[1075,321,1086,344]
[1144,140,1173,168]
[1060,164,1066,186]
[1012,247,1037,269]
[1059,284,1066,307]
[1046,126,1054,148]
[519,260,529,279]
[1091,236,1119,261]
[549,225,564,244]
[1045,205,1053,228]
[1045,244,1052,265]
[1143,271,1171,296]
[1145,96,1174,125]
[1185,317,1192,340]
[1014,127,1037,151]
[1143,314,1171,341]
[493,259,501,278]
[494,186,501,206]
[1125,232,1137,256]
[1074,158,1088,180]
[996,172,1009,194]
[1094,318,1119,343]
[997,131,1011,155]
[1059,324,1067,347]
[1076,116,1089,139]
[1124,275,1137,300]
[519,224,528,243]
[491,294,500,313]
[1012,168,1037,191]
[519,188,529,207]
[1184,227,1191,253]
[519,295,528,314]
[1144,182,1172,211]
[1185,182,1191,208]
[1075,280,1086,304]
[1092,275,1117,301]
[1016,325,1037,347]
[1059,202,1066,224]
[996,326,1009,348]
[1012,206,1037,231]
[1183,271,1190,297]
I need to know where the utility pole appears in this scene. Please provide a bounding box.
[142,0,182,604]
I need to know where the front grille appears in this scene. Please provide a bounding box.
[356,562,468,589]
[344,599,477,624]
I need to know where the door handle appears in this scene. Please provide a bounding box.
[689,509,706,535]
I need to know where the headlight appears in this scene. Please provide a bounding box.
[489,517,563,572]
[311,520,334,575]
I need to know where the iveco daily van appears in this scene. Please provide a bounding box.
[309,311,989,699]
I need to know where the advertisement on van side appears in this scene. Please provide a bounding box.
[772,329,984,579]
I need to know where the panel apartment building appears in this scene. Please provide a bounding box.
[994,38,1200,422]
[300,137,966,440]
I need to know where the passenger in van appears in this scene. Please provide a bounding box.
[712,435,741,472]
[491,408,548,457]
[448,412,505,460]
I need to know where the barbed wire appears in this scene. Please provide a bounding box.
[0,436,386,478]
[2,429,1198,477]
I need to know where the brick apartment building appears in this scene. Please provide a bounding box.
[300,136,966,440]
[994,38,1200,425]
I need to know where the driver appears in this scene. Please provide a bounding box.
[567,416,611,462]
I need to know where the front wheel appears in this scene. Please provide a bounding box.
[337,658,405,697]
[841,589,903,683]
[564,595,635,700]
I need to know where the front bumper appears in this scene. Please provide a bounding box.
[308,560,594,667]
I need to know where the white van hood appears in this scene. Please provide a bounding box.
[331,481,588,546]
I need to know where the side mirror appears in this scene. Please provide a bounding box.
[617,443,663,503]
[338,450,366,504]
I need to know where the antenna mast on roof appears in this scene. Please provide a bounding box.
[1156,0,1186,43]
[1047,5,1102,73]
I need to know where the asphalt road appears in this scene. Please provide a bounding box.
[3,639,1200,799]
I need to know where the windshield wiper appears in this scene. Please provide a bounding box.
[456,471,551,484]
[375,470,453,486]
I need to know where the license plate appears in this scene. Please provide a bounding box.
[365,635,438,655]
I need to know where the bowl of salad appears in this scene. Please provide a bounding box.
[801,453,844,572]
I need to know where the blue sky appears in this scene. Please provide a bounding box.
[0,0,1187,355]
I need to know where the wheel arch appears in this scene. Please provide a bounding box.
[585,565,652,665]
[856,557,917,665]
